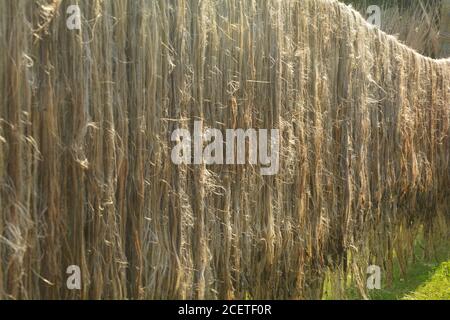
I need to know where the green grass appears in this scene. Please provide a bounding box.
[322,230,450,300]
[369,259,450,300]
[402,261,450,300]
[325,233,450,300]
[368,241,450,300]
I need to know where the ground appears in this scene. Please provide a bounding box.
[369,243,450,300]
[369,259,450,300]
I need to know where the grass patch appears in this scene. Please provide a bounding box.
[369,259,450,300]
[368,241,450,300]
[401,261,450,300]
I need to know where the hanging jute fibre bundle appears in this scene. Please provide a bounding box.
[0,0,448,299]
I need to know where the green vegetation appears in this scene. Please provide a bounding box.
[367,239,450,300]
[369,259,450,300]
[322,233,450,300]
[324,233,450,300]
[402,262,450,300]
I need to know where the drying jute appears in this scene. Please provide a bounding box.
[0,0,448,299]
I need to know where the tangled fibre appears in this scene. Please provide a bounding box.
[0,0,449,299]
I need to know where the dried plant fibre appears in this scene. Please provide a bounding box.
[0,0,449,299]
